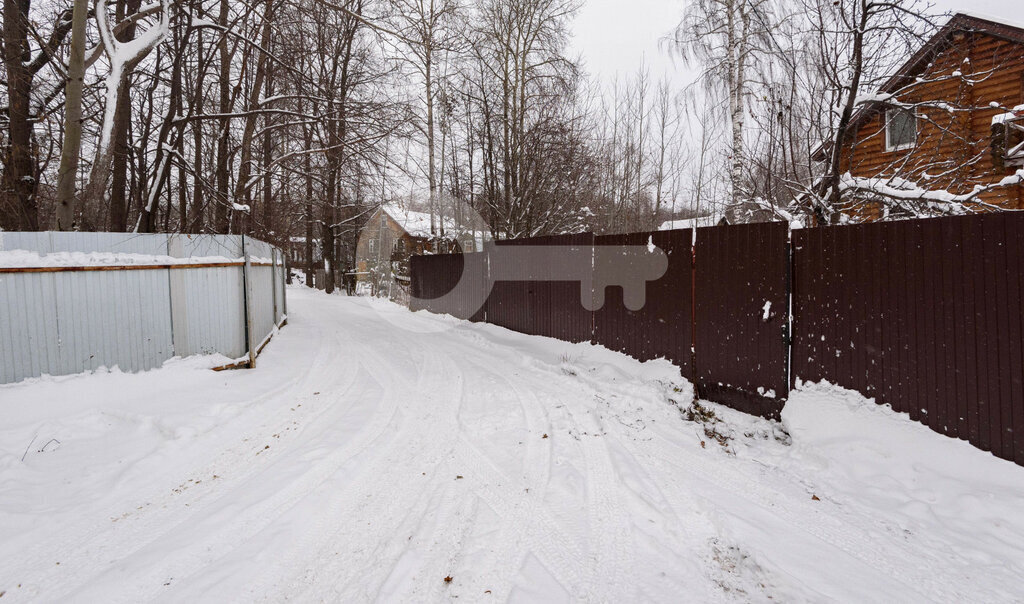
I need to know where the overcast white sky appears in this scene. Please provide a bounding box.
[568,0,1023,89]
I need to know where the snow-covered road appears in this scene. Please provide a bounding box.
[2,287,1023,602]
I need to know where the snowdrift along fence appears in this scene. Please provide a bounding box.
[410,212,1024,466]
[792,213,1024,465]
[410,224,788,419]
[0,232,287,385]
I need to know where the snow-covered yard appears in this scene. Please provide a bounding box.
[1,287,1023,602]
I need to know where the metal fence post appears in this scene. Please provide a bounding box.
[242,235,257,368]
[271,248,279,324]
[278,245,286,323]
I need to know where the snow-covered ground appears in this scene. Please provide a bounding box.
[1,287,1023,602]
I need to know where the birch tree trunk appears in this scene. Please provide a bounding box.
[54,0,90,231]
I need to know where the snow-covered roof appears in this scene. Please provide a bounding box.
[955,10,1024,34]
[658,213,724,231]
[991,104,1024,125]
[381,203,467,239]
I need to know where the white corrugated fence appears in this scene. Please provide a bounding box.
[0,232,287,385]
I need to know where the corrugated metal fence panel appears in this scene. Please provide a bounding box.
[408,253,488,321]
[0,272,61,384]
[694,222,789,419]
[274,249,286,324]
[53,267,174,375]
[250,263,277,346]
[174,265,247,359]
[544,233,594,343]
[409,255,425,312]
[425,255,462,316]
[0,232,54,253]
[792,213,1024,464]
[593,229,693,376]
[244,238,278,346]
[485,239,532,336]
[175,234,244,259]
[167,234,247,359]
[487,233,594,342]
[0,263,174,384]
[0,233,282,384]
[46,232,171,255]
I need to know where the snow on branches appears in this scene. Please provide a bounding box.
[94,0,170,155]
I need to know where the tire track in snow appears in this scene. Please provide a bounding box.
[374,481,481,602]
[3,304,357,601]
[46,310,415,602]
[442,338,636,601]
[428,348,592,600]
[448,361,557,601]
[450,436,590,598]
[256,348,469,601]
[556,391,636,602]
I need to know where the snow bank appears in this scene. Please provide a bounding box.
[1,289,1022,602]
[782,381,1024,573]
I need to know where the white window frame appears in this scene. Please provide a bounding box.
[885,106,917,152]
[367,238,377,256]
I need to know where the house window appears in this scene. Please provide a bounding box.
[368,238,377,256]
[885,107,917,151]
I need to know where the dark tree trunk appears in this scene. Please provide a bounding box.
[214,0,231,233]
[108,0,142,231]
[189,29,206,233]
[2,0,39,230]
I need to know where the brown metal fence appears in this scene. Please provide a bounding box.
[695,222,789,419]
[409,252,487,321]
[410,213,1024,465]
[792,213,1024,465]
[593,230,693,374]
[487,234,594,343]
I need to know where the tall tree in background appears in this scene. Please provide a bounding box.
[54,0,91,230]
[2,0,75,229]
[803,0,932,219]
[672,0,772,206]
[387,0,463,237]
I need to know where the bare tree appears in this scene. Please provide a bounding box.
[672,0,773,206]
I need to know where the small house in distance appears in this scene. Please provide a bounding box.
[354,203,481,291]
[658,211,727,231]
[819,13,1024,220]
[287,236,322,266]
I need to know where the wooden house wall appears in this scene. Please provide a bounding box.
[843,31,1024,217]
[355,212,431,279]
